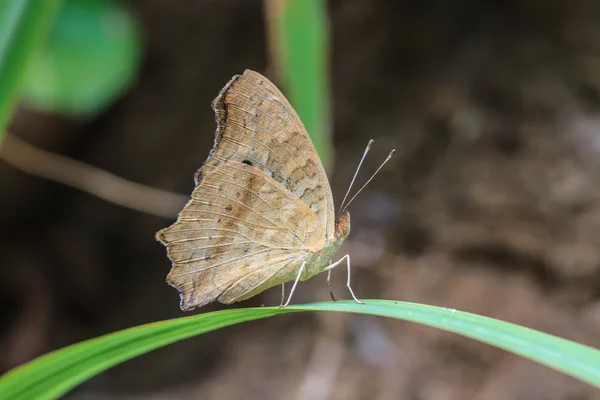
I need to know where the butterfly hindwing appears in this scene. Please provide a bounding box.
[157,162,322,309]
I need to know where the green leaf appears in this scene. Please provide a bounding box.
[0,0,63,141]
[1,300,599,400]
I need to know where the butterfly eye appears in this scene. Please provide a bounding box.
[241,160,253,166]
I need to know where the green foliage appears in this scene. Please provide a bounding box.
[0,0,63,141]
[1,300,599,400]
[0,0,140,138]
[22,0,141,117]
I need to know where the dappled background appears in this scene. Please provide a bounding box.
[3,0,600,398]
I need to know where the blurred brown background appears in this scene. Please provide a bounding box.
[3,0,600,398]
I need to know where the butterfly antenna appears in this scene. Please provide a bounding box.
[340,148,396,215]
[338,139,374,214]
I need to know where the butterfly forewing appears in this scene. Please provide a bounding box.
[206,70,335,238]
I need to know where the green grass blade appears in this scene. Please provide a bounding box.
[269,0,332,168]
[0,308,283,400]
[0,0,63,140]
[1,300,600,400]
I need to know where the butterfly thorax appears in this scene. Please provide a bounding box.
[334,211,351,240]
[303,211,350,280]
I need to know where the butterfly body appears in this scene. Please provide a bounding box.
[156,70,351,311]
[303,212,350,280]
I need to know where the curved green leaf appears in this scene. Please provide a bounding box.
[1,300,599,400]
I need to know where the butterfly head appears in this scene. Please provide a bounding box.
[335,210,351,240]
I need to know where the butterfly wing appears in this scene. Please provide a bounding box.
[204,70,335,239]
[157,162,324,310]
[157,70,337,310]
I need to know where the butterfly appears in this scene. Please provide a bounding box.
[156,69,391,311]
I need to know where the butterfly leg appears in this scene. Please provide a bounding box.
[327,269,337,301]
[280,283,285,307]
[324,255,365,305]
[280,261,307,308]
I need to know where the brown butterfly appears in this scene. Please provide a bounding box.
[156,70,393,311]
